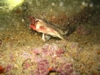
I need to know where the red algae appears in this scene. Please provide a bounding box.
[76,25,91,35]
[0,65,4,73]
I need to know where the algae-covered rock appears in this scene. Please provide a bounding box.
[0,0,24,12]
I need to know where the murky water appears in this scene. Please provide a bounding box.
[0,0,100,75]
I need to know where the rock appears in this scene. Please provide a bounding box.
[76,25,91,35]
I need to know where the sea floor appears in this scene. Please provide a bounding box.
[0,12,100,75]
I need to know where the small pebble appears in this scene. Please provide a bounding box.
[89,3,93,7]
[82,1,88,7]
[21,19,25,22]
[51,2,55,6]
[59,2,63,7]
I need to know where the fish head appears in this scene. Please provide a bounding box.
[29,17,46,32]
[29,17,39,30]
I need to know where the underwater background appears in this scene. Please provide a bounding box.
[0,0,100,75]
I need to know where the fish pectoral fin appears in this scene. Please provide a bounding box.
[45,35,51,41]
[42,34,51,41]
[58,35,64,40]
[42,33,46,41]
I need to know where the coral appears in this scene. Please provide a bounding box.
[31,43,77,75]
[0,43,77,75]
[34,59,50,75]
[5,64,13,72]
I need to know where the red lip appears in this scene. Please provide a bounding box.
[30,24,36,30]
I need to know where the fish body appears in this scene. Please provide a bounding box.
[30,17,64,41]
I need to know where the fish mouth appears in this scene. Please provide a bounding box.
[30,17,39,26]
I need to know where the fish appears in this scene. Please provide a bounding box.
[30,17,64,41]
